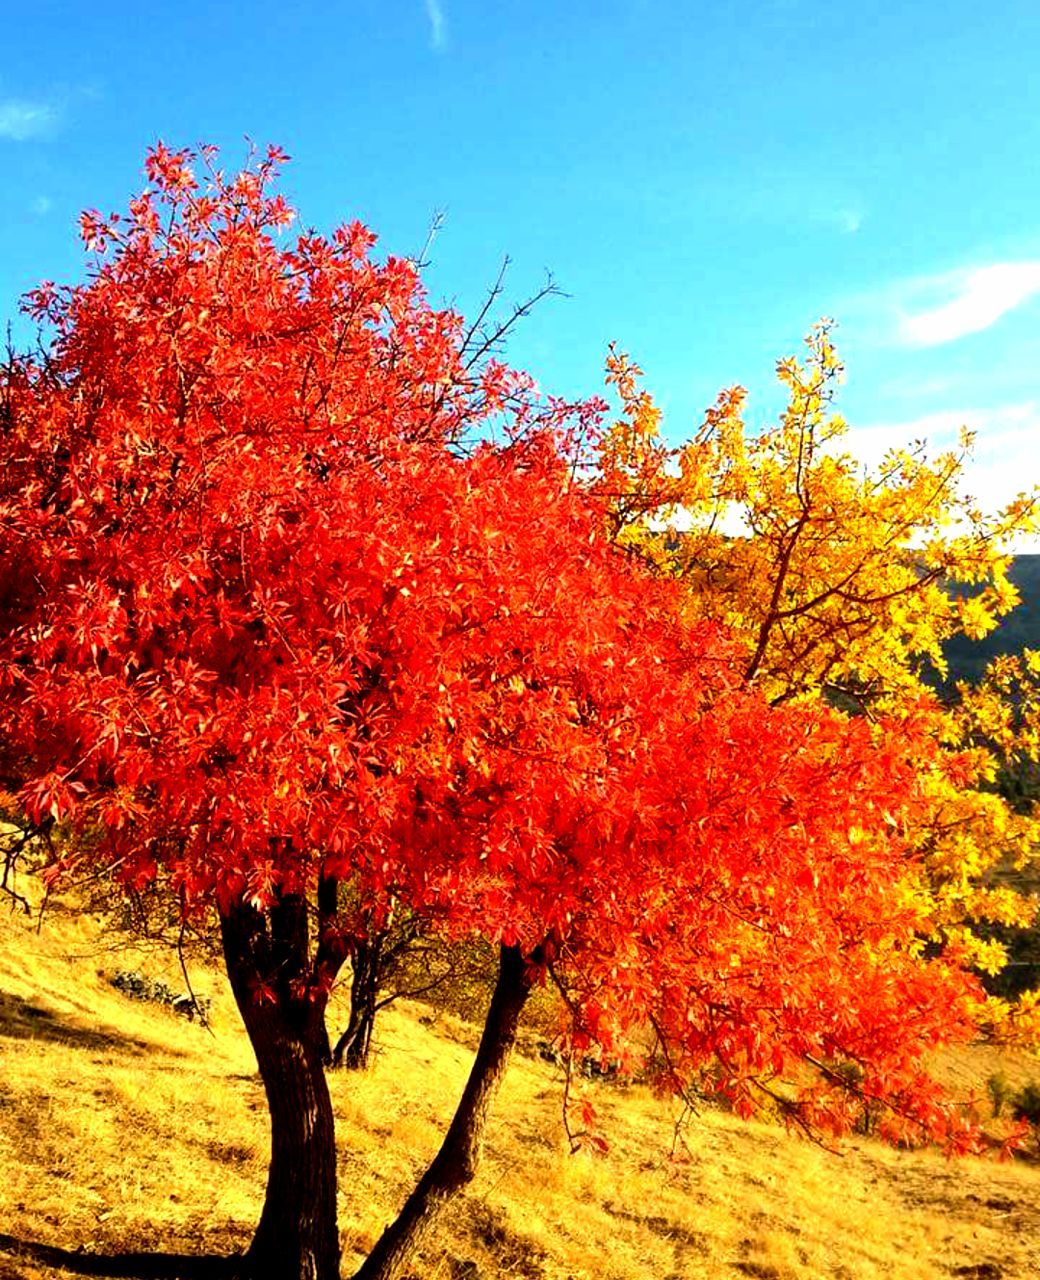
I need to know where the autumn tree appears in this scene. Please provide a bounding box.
[0,149,992,1280]
[595,329,1040,1026]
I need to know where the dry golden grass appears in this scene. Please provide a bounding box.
[2,889,1040,1279]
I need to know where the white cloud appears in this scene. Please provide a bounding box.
[844,402,1040,549]
[424,0,447,49]
[663,404,1040,550]
[897,262,1040,347]
[0,98,58,141]
[848,401,1033,458]
[31,195,53,216]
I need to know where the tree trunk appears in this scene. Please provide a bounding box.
[343,1007,374,1070]
[332,936,381,1070]
[352,944,535,1280]
[221,899,341,1280]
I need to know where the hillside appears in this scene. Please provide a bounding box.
[944,555,1040,685]
[2,888,1040,1279]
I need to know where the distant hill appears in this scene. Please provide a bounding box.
[944,555,1040,684]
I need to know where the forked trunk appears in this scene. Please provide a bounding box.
[352,944,535,1280]
[221,900,341,1280]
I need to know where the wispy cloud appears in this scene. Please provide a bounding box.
[691,172,865,238]
[31,195,53,216]
[0,98,58,141]
[815,206,862,235]
[423,0,447,50]
[897,262,1040,347]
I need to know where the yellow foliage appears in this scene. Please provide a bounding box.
[977,987,1040,1048]
[602,322,1037,705]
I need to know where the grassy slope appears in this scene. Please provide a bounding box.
[2,893,1040,1280]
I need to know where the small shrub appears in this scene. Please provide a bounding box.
[1011,1080,1040,1127]
[826,1060,881,1136]
[110,970,211,1024]
[987,1071,1012,1118]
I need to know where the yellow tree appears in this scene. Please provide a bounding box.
[595,323,1040,1038]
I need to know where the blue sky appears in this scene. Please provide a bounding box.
[3,0,1039,519]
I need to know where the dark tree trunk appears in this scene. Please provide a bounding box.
[332,936,381,1070]
[221,897,341,1280]
[352,944,536,1280]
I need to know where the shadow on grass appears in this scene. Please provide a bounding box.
[0,990,162,1056]
[0,1234,240,1279]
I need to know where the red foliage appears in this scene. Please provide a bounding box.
[0,145,982,1146]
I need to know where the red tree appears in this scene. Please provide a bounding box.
[0,147,985,1280]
